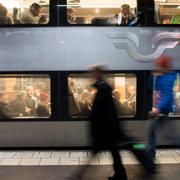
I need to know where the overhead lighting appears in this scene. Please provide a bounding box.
[95,9,100,13]
[178,6,180,9]
[39,0,46,3]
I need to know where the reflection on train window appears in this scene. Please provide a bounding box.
[67,0,137,25]
[172,73,180,116]
[154,0,180,24]
[0,0,49,24]
[0,75,51,119]
[68,74,136,118]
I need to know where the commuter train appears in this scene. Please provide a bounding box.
[0,0,179,148]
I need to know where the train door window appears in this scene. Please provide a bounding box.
[172,73,180,116]
[68,73,137,119]
[0,74,51,119]
[154,0,180,24]
[0,0,49,24]
[67,0,137,25]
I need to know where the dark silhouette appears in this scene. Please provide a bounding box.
[90,65,128,180]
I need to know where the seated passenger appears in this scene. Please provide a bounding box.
[36,92,50,117]
[113,90,134,116]
[12,7,21,24]
[20,3,46,24]
[10,92,30,117]
[0,3,12,24]
[67,8,76,24]
[0,93,12,118]
[25,86,37,116]
[78,90,92,116]
[113,4,136,25]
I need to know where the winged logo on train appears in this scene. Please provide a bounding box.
[107,32,180,63]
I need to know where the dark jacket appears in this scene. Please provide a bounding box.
[0,102,11,118]
[90,79,124,151]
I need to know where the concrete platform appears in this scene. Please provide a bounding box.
[0,164,179,180]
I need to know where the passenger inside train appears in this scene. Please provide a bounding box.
[0,0,49,24]
[0,75,51,119]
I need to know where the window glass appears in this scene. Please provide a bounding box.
[154,0,180,24]
[172,73,180,116]
[67,0,137,25]
[0,0,49,24]
[0,75,51,119]
[68,74,136,118]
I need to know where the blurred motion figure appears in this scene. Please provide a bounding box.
[148,55,177,160]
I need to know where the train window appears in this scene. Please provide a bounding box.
[0,0,49,25]
[67,0,137,25]
[68,73,136,118]
[154,0,180,24]
[172,73,180,116]
[0,74,51,119]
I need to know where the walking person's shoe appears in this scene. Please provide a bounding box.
[108,174,128,180]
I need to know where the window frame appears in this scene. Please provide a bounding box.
[0,0,58,27]
[0,71,59,122]
[65,70,149,121]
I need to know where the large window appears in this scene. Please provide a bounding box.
[0,74,51,119]
[172,73,180,116]
[155,0,180,24]
[67,0,137,25]
[0,0,49,24]
[68,73,137,118]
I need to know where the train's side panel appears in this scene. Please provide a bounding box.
[0,121,179,147]
[0,27,179,147]
[0,27,179,71]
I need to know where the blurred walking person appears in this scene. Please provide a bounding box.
[148,55,177,160]
[90,65,128,180]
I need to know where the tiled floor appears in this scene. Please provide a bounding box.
[0,149,179,166]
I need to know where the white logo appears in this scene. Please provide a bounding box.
[107,32,180,63]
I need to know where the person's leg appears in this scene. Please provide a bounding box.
[148,115,168,159]
[109,145,128,180]
[148,116,160,159]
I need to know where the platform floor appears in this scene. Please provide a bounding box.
[0,149,179,165]
[0,149,179,179]
[0,164,179,180]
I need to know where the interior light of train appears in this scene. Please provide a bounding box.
[0,0,20,8]
[95,9,100,13]
[67,0,136,8]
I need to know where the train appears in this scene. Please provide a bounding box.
[0,0,179,148]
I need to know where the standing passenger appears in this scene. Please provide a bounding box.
[20,3,46,24]
[148,56,177,160]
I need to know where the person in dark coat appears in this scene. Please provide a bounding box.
[0,93,12,118]
[90,65,128,180]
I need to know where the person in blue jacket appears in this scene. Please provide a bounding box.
[148,55,177,160]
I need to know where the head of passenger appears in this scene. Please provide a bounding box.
[0,3,11,24]
[0,93,8,104]
[162,18,171,24]
[26,86,35,97]
[127,85,135,95]
[34,82,44,96]
[113,90,121,101]
[153,55,173,75]
[39,92,49,103]
[30,3,41,17]
[67,8,76,23]
[90,65,106,81]
[121,4,131,16]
